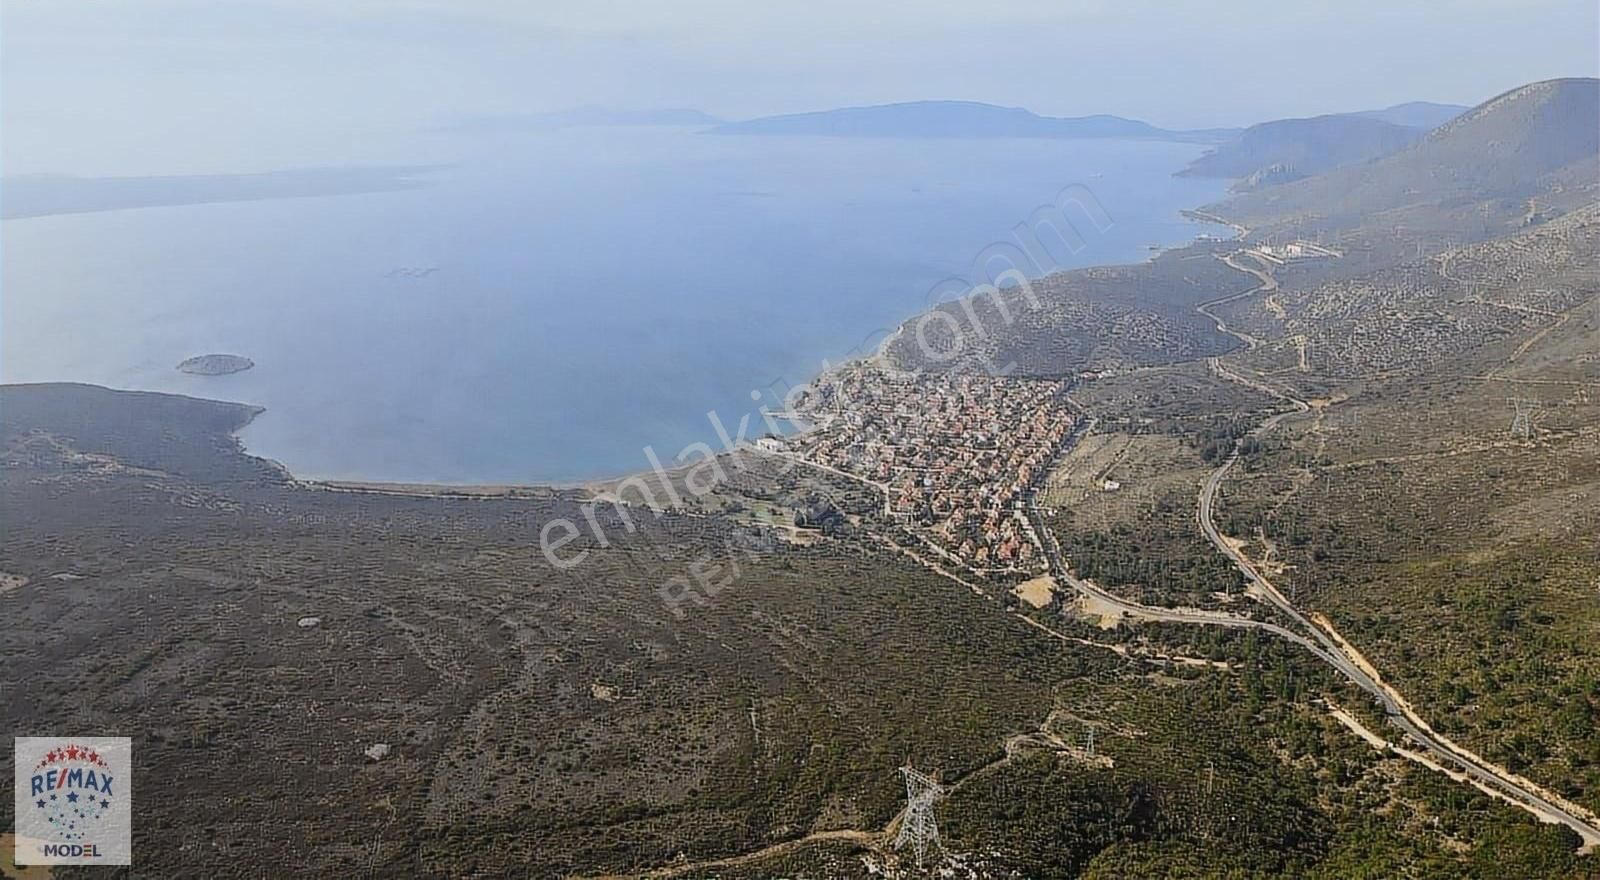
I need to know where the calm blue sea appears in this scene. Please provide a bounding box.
[1,127,1227,483]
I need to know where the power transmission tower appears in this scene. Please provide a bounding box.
[895,764,946,868]
[1086,724,1096,758]
[1508,398,1538,440]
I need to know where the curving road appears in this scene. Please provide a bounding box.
[1028,388,1600,847]
[1191,250,1600,849]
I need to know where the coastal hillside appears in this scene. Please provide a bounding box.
[1180,114,1425,184]
[8,355,1593,877]
[880,240,1250,377]
[1212,78,1600,246]
[885,79,1600,381]
[1180,101,1467,187]
[1217,201,1600,380]
[709,100,1230,142]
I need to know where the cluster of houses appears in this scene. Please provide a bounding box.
[798,364,1074,572]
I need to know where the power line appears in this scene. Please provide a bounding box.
[1508,397,1538,441]
[895,763,946,868]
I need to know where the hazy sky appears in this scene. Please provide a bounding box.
[4,0,1597,173]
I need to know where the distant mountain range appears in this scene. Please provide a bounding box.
[439,100,1476,160]
[708,100,1235,143]
[1180,101,1470,186]
[1349,101,1469,129]
[1213,78,1599,238]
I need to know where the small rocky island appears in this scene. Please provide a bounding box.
[177,353,254,376]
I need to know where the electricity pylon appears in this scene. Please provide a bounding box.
[1508,398,1537,440]
[895,764,946,868]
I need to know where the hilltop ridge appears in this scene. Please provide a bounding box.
[1350,100,1468,128]
[1212,77,1600,245]
[1180,101,1467,187]
[1180,114,1425,184]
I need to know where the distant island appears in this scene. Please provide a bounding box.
[178,354,254,376]
[709,100,1236,143]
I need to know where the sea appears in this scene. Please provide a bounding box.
[1,126,1229,484]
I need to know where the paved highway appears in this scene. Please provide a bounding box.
[1025,416,1600,846]
[1187,241,1600,846]
[1194,373,1600,848]
[1031,352,1600,847]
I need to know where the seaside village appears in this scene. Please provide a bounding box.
[793,363,1075,574]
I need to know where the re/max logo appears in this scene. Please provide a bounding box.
[30,767,115,796]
